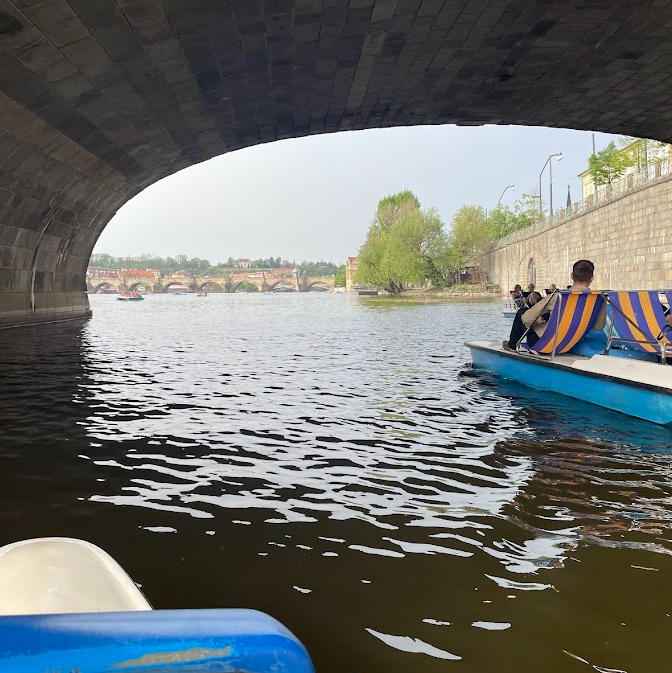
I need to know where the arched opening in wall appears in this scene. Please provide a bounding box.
[270,281,296,293]
[307,283,330,292]
[528,258,537,287]
[233,281,259,293]
[92,125,631,303]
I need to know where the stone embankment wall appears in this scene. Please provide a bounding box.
[487,174,672,292]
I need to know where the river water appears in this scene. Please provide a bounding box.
[1,293,671,672]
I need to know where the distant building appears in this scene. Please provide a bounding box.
[235,258,251,269]
[345,256,358,292]
[119,269,159,277]
[87,267,118,279]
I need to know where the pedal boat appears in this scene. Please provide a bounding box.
[0,537,314,673]
[467,290,672,426]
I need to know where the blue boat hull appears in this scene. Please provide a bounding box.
[0,609,314,673]
[469,344,672,426]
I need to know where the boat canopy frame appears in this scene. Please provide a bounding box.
[513,289,672,365]
[604,290,672,364]
[514,289,606,360]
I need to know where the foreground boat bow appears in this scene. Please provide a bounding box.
[0,538,314,673]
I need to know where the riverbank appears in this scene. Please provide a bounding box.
[369,285,501,298]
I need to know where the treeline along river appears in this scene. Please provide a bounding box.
[1,293,671,672]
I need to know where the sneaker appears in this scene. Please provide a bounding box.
[502,341,511,351]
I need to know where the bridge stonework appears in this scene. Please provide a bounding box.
[87,273,334,293]
[0,2,672,323]
[487,174,672,293]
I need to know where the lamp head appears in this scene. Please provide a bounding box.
[555,153,563,161]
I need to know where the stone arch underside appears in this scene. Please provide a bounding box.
[89,280,116,293]
[197,281,223,292]
[0,1,671,324]
[269,280,295,291]
[232,279,262,291]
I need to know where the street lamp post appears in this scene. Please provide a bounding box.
[497,184,515,206]
[538,153,563,218]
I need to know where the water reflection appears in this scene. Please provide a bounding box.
[0,294,670,672]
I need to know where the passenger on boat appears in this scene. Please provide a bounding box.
[504,292,543,350]
[521,283,536,298]
[509,284,525,309]
[545,283,557,295]
[504,260,606,351]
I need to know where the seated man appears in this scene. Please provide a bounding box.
[522,283,535,298]
[504,260,606,350]
[545,283,557,295]
[505,292,543,349]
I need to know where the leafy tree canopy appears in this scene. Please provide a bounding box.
[334,266,346,287]
[617,136,668,170]
[356,191,454,293]
[448,205,495,279]
[90,254,342,276]
[588,141,634,186]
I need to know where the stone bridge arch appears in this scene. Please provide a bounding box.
[0,2,671,323]
[88,280,118,294]
[127,280,153,293]
[269,280,297,292]
[305,282,331,292]
[303,277,336,291]
[196,281,224,293]
[162,280,191,293]
[231,279,263,292]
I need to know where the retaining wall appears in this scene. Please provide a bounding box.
[487,174,672,292]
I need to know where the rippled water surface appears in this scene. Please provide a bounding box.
[1,293,672,672]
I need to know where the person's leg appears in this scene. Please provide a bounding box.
[506,308,528,349]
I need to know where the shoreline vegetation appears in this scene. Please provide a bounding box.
[369,286,501,298]
[354,189,541,295]
[355,141,664,295]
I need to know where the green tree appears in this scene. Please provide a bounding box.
[356,191,451,293]
[588,141,634,186]
[618,136,668,170]
[448,205,496,282]
[334,265,346,287]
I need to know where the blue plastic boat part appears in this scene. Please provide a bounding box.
[0,608,314,673]
[467,340,672,426]
[0,538,315,673]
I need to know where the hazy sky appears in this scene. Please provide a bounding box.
[95,125,617,264]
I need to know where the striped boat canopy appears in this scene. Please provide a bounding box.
[606,290,672,356]
[520,290,606,356]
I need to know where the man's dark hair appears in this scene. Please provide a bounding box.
[572,259,595,283]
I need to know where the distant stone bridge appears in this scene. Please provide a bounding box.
[87,272,335,294]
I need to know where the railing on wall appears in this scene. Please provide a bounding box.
[492,159,672,249]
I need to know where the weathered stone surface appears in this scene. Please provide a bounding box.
[488,175,672,292]
[0,0,671,323]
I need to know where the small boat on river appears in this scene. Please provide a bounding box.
[116,293,144,301]
[467,290,672,425]
[0,537,314,672]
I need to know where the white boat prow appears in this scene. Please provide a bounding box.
[0,537,151,615]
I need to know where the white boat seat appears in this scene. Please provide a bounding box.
[0,537,151,615]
